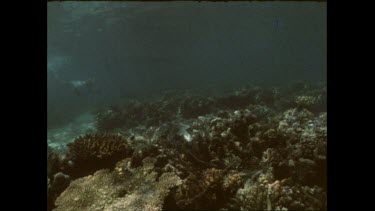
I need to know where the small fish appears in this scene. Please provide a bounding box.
[64,77,97,97]
[68,79,93,88]
[158,122,192,143]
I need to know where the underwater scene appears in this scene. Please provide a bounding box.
[47,1,326,211]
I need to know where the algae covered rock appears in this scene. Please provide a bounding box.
[54,157,182,211]
[54,169,122,211]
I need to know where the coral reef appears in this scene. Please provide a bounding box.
[48,172,71,211]
[172,167,240,210]
[94,99,180,132]
[49,82,326,210]
[47,146,62,179]
[233,173,327,210]
[63,133,134,178]
[48,147,66,211]
[54,169,122,211]
[54,157,182,211]
[94,82,326,133]
[295,95,318,109]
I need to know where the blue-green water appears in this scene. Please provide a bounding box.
[48,1,326,131]
[47,2,326,211]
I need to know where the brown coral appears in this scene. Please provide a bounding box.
[174,168,234,210]
[64,133,133,178]
[222,170,246,194]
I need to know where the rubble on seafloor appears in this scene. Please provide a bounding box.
[48,83,327,211]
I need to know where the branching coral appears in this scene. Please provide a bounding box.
[63,133,133,178]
